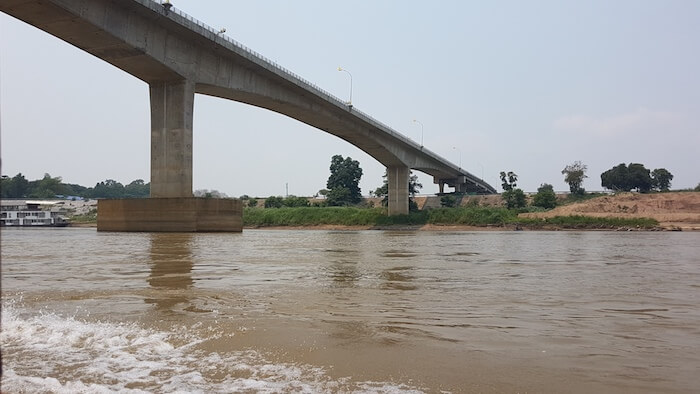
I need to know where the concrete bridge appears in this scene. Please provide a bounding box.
[1,0,496,230]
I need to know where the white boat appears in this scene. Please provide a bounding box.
[1,200,71,227]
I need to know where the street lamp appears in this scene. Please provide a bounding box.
[162,0,173,14]
[453,147,462,169]
[337,67,353,106]
[412,119,424,147]
[476,162,484,181]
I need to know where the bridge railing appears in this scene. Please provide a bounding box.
[146,1,486,188]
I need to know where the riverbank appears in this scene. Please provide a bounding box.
[61,192,700,231]
[519,191,700,231]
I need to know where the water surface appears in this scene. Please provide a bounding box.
[2,228,699,393]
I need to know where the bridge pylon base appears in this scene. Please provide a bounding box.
[97,197,242,232]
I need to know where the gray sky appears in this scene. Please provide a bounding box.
[1,0,698,197]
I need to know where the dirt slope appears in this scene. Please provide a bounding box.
[521,192,700,230]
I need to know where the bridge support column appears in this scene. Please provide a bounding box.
[150,80,195,197]
[97,79,242,232]
[387,166,409,216]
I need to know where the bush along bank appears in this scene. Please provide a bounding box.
[243,206,659,230]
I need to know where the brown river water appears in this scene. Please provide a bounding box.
[1,228,699,393]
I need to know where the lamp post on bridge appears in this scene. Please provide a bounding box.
[337,67,353,107]
[412,119,424,147]
[161,0,172,14]
[453,147,462,169]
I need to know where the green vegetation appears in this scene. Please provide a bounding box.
[428,207,515,226]
[562,161,587,195]
[600,163,673,193]
[243,205,659,229]
[532,183,557,209]
[651,168,673,191]
[244,207,384,227]
[499,171,526,209]
[326,155,363,206]
[440,194,457,207]
[1,172,149,199]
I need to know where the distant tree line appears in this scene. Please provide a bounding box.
[500,160,679,211]
[1,173,150,199]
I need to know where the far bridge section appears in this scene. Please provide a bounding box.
[1,0,496,230]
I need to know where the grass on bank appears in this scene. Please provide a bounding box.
[243,206,659,229]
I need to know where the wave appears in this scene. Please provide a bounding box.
[1,303,424,393]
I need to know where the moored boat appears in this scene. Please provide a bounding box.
[1,200,71,227]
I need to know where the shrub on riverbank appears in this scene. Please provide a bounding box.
[243,207,384,227]
[427,207,517,226]
[243,206,659,229]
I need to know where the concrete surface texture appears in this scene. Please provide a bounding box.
[97,198,242,232]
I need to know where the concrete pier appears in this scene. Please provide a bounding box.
[97,198,242,232]
[150,80,195,198]
[387,166,409,216]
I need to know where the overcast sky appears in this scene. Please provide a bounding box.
[1,0,698,197]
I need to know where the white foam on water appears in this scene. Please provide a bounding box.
[1,303,425,393]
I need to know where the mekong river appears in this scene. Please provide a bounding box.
[2,228,699,393]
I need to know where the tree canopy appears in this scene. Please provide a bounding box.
[0,172,149,199]
[500,171,526,209]
[651,168,673,191]
[600,163,671,193]
[562,161,587,195]
[326,155,363,206]
[499,171,518,192]
[532,183,557,209]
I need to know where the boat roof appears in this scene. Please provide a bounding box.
[1,200,63,206]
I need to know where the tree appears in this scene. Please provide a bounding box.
[601,163,631,191]
[532,183,557,209]
[325,187,352,206]
[90,179,125,198]
[1,173,29,198]
[283,196,310,207]
[500,171,517,192]
[440,195,457,208]
[627,163,653,193]
[502,189,526,209]
[601,163,653,192]
[264,196,284,208]
[562,161,587,195]
[651,168,673,191]
[326,155,363,206]
[29,173,69,198]
[124,179,150,198]
[499,171,526,209]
